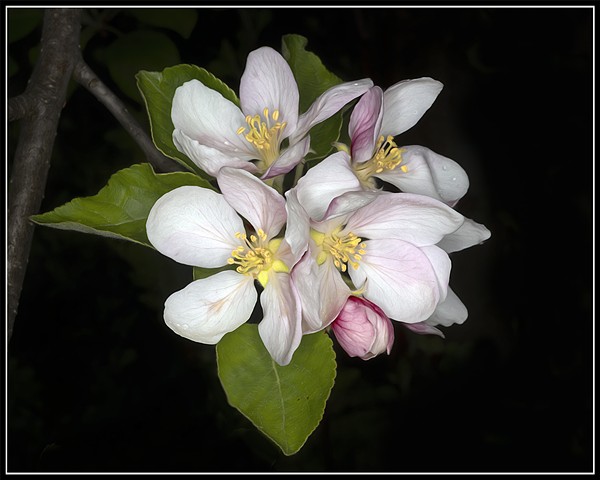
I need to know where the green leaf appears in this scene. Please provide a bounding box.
[136,64,240,174]
[31,163,214,247]
[282,34,345,162]
[131,8,199,38]
[217,324,336,456]
[105,30,181,102]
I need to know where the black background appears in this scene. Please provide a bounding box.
[7,6,594,473]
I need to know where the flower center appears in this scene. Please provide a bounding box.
[312,227,366,273]
[237,107,287,168]
[228,229,288,287]
[353,135,407,187]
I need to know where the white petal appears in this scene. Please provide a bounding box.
[292,78,374,143]
[171,79,252,155]
[261,136,311,180]
[296,151,362,221]
[381,78,443,137]
[402,322,445,338]
[217,167,286,240]
[420,245,452,303]
[258,272,303,366]
[322,190,382,222]
[173,129,257,177]
[348,238,440,323]
[284,188,311,259]
[146,186,244,268]
[425,287,468,327]
[292,251,350,334]
[164,271,256,344]
[343,192,464,247]
[240,46,299,136]
[437,217,491,253]
[375,145,469,207]
[349,86,383,164]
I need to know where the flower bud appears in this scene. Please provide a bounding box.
[331,296,394,360]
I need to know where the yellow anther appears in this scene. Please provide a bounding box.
[228,231,288,287]
[353,135,407,186]
[319,226,366,273]
[237,107,287,167]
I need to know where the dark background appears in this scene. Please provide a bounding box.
[7,6,594,473]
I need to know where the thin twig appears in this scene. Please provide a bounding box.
[7,9,82,342]
[72,57,179,173]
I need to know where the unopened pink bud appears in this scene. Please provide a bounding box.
[331,296,394,360]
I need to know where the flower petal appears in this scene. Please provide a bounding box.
[217,167,286,239]
[437,217,491,253]
[348,238,440,323]
[402,322,445,338]
[173,129,257,177]
[343,192,464,247]
[164,271,256,344]
[425,287,468,327]
[146,186,244,268]
[381,77,443,137]
[261,136,311,180]
[284,188,311,259]
[375,145,469,207]
[292,251,350,334]
[292,78,374,143]
[171,79,252,156]
[322,190,381,222]
[258,272,302,366]
[349,86,383,163]
[420,245,452,302]
[296,151,362,221]
[240,46,299,136]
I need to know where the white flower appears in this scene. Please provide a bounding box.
[146,167,303,366]
[286,184,471,334]
[302,81,471,218]
[171,46,373,180]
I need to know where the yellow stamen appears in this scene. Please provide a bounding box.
[237,107,287,167]
[354,135,407,186]
[228,230,288,287]
[314,226,366,272]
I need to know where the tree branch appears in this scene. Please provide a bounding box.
[72,57,179,173]
[7,9,82,342]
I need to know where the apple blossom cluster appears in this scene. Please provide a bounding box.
[146,46,491,366]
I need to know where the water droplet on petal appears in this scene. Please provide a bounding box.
[451,177,457,181]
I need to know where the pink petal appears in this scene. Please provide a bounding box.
[217,167,286,240]
[348,238,441,323]
[292,78,374,143]
[349,86,383,164]
[343,192,464,247]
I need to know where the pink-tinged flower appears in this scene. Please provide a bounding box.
[286,186,468,334]
[146,167,303,366]
[302,81,470,217]
[330,296,394,360]
[171,46,373,180]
